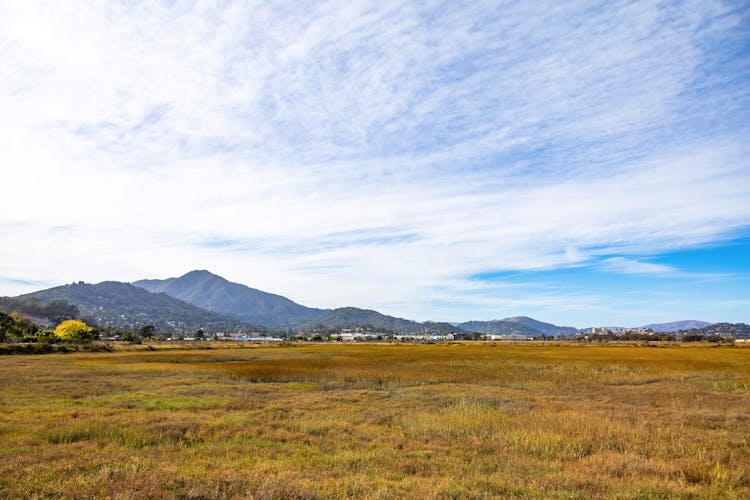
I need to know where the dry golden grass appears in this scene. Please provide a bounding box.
[1,342,749,498]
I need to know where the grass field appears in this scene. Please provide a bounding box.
[1,342,749,498]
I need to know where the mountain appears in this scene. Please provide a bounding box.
[458,319,540,337]
[132,271,588,335]
[501,316,578,336]
[134,270,456,334]
[641,320,712,332]
[17,281,254,334]
[134,270,327,329]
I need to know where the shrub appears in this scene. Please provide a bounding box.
[54,320,97,342]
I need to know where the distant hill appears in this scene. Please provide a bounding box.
[302,307,423,334]
[422,321,468,335]
[301,308,464,334]
[134,270,328,329]
[501,316,578,336]
[458,317,576,337]
[641,320,712,332]
[458,320,540,337]
[691,322,750,338]
[18,281,255,334]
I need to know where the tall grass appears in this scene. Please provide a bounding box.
[1,343,748,498]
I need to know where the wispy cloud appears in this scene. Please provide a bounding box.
[0,276,51,287]
[600,257,678,275]
[599,257,734,280]
[1,1,748,324]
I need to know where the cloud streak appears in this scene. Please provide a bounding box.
[600,258,679,276]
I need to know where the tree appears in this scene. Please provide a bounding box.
[11,313,36,337]
[36,330,57,343]
[123,331,141,344]
[195,328,205,340]
[139,324,156,339]
[0,297,78,324]
[0,311,20,342]
[54,320,96,342]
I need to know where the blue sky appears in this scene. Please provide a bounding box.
[1,0,748,327]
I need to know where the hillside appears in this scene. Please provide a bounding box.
[134,270,328,329]
[18,281,255,334]
[0,297,79,325]
[501,316,578,336]
[692,322,750,338]
[641,320,712,332]
[303,307,425,334]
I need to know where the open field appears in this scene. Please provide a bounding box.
[1,343,749,498]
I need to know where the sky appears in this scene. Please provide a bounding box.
[1,0,749,327]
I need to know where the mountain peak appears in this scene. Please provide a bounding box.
[134,271,327,328]
[180,270,223,279]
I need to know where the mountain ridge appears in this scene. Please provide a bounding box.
[133,271,577,335]
[134,270,328,329]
